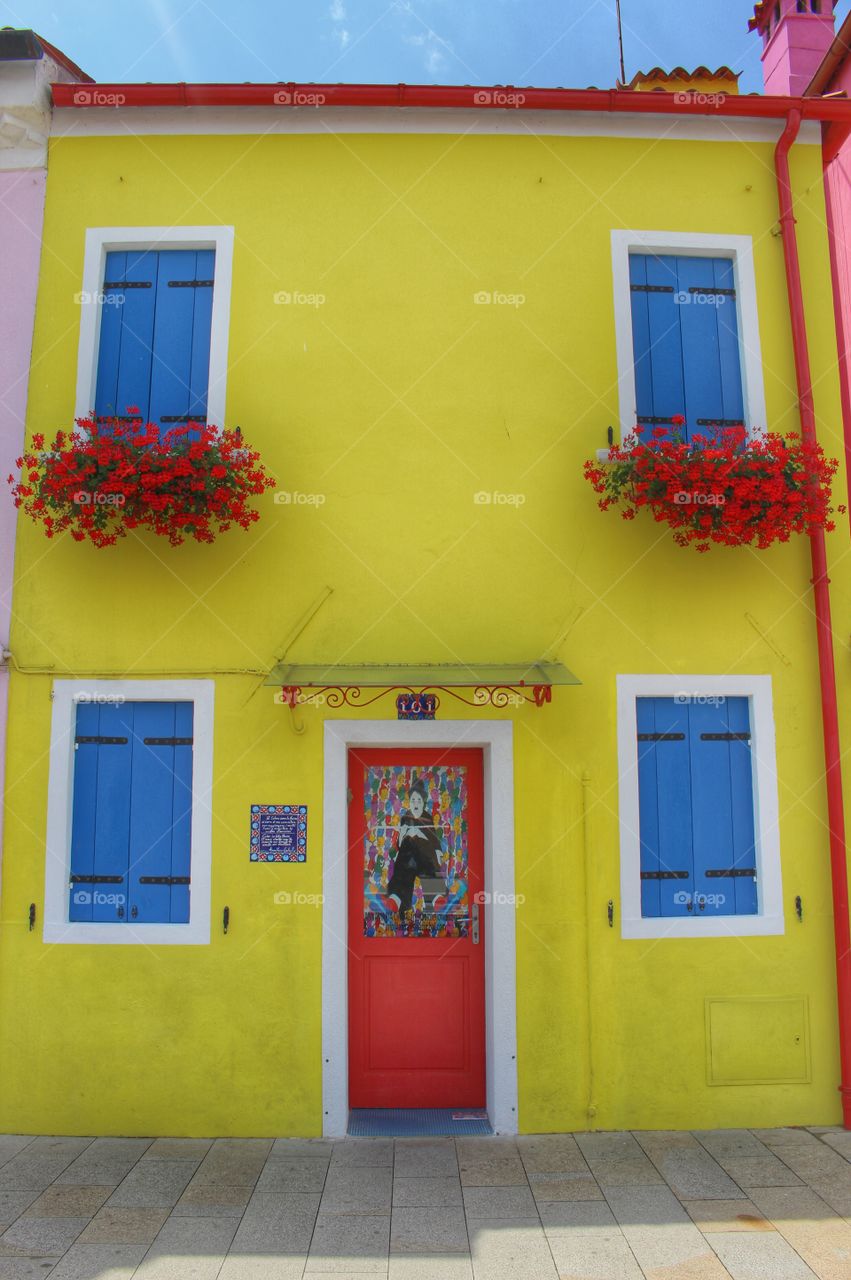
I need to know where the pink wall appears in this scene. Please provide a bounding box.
[0,166,47,856]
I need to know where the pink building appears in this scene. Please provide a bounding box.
[0,30,90,867]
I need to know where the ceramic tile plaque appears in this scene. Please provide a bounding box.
[250,804,307,862]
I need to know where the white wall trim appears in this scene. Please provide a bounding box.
[616,675,784,940]
[322,719,518,1137]
[610,230,768,443]
[74,225,234,428]
[43,679,214,945]
[51,107,822,147]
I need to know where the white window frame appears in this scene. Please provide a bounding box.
[616,674,783,940]
[74,226,234,428]
[610,230,768,447]
[43,679,214,945]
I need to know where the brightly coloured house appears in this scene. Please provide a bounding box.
[5,9,851,1137]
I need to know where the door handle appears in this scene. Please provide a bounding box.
[472,901,480,945]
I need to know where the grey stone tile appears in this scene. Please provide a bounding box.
[457,1155,527,1188]
[605,1184,691,1228]
[528,1171,604,1203]
[684,1200,774,1232]
[393,1177,462,1208]
[695,1132,773,1161]
[622,1224,732,1277]
[141,1140,212,1162]
[231,1192,320,1254]
[331,1140,394,1168]
[576,1133,645,1162]
[807,1178,851,1219]
[466,1218,557,1279]
[815,1131,851,1163]
[189,1154,265,1189]
[255,1158,328,1194]
[55,1151,145,1188]
[0,1195,41,1230]
[539,1200,618,1234]
[106,1161,197,1209]
[0,1158,78,1192]
[754,1130,823,1151]
[16,1142,91,1163]
[720,1158,804,1189]
[271,1138,334,1160]
[305,1213,390,1273]
[77,1208,169,1245]
[545,1231,644,1279]
[646,1149,742,1201]
[588,1158,664,1189]
[23,1188,111,1220]
[393,1141,459,1180]
[0,1144,35,1174]
[172,1184,252,1217]
[515,1136,588,1175]
[770,1146,851,1184]
[709,1230,820,1278]
[82,1141,151,1161]
[0,1262,61,1280]
[133,1217,238,1280]
[389,1257,472,1280]
[0,1217,89,1257]
[209,1140,273,1158]
[461,1186,536,1219]
[218,1258,307,1280]
[745,1185,851,1278]
[390,1207,468,1254]
[321,1167,392,1215]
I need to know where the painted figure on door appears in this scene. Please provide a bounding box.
[384,778,447,915]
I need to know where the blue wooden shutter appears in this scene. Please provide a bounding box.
[69,700,194,926]
[629,254,744,443]
[126,702,194,925]
[95,250,215,433]
[636,695,758,919]
[69,701,134,922]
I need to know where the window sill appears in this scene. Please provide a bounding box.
[43,920,210,945]
[621,914,784,940]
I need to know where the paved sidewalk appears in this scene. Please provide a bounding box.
[0,1128,850,1279]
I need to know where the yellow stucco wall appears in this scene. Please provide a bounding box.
[3,125,849,1135]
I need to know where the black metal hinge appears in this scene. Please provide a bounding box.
[143,737,194,746]
[168,279,214,288]
[700,733,751,741]
[159,416,208,425]
[638,732,685,741]
[689,286,736,297]
[705,868,757,879]
[640,870,689,880]
[637,416,680,426]
[70,875,124,884]
[75,736,128,745]
[630,284,674,293]
[138,876,191,885]
[102,280,152,289]
[696,419,746,428]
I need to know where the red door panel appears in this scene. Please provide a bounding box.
[348,748,485,1108]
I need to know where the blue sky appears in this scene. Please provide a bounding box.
[2,0,850,91]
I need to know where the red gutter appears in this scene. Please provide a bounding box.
[776,109,851,1128]
[50,80,851,123]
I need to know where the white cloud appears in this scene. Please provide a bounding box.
[329,0,350,49]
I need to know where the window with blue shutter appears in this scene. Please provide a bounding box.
[96,249,215,433]
[69,701,193,925]
[629,253,745,443]
[636,695,758,918]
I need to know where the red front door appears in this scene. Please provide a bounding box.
[348,748,486,1108]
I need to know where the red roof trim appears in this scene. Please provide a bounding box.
[35,33,93,83]
[50,80,851,121]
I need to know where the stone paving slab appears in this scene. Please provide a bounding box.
[1,1129,851,1277]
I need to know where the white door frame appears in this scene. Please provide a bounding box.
[322,719,518,1136]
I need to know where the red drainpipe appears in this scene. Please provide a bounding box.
[776,108,851,1127]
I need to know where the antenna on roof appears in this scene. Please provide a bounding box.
[616,0,626,85]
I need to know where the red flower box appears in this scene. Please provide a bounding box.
[8,414,276,548]
[583,421,844,552]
